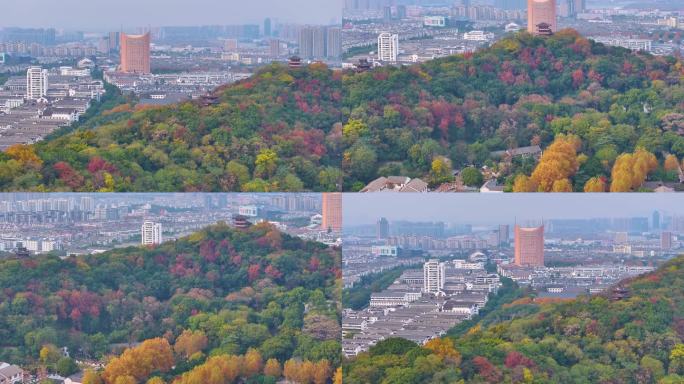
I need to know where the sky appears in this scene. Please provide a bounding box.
[344,194,684,226]
[0,0,343,30]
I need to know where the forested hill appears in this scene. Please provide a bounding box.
[343,255,684,384]
[0,222,342,384]
[1,29,683,192]
[0,62,345,192]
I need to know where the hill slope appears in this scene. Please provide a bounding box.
[1,30,683,191]
[0,222,341,383]
[343,255,684,384]
[0,63,345,192]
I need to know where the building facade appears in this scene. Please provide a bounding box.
[26,66,48,99]
[322,192,342,232]
[514,225,545,266]
[377,32,399,62]
[527,0,557,35]
[120,32,151,74]
[141,221,162,245]
[423,259,445,294]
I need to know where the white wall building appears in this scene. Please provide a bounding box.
[377,32,399,63]
[423,259,445,294]
[141,221,163,245]
[26,66,48,100]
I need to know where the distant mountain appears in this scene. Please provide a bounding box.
[0,222,341,384]
[343,255,684,383]
[1,29,683,192]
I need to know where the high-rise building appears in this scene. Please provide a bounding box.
[26,66,48,100]
[270,39,282,57]
[514,225,544,266]
[108,32,121,51]
[377,217,390,239]
[326,27,342,59]
[498,224,510,246]
[312,26,327,58]
[141,221,162,245]
[527,0,556,35]
[264,18,272,37]
[662,231,673,250]
[423,259,445,294]
[298,26,315,59]
[120,32,151,74]
[377,32,399,62]
[383,6,393,23]
[653,211,661,230]
[322,193,342,232]
[79,196,94,212]
[298,26,340,60]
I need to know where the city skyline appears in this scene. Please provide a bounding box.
[344,194,684,226]
[0,0,343,30]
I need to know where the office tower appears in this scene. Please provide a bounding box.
[322,193,342,232]
[662,232,673,250]
[423,259,445,294]
[141,221,162,245]
[377,32,399,62]
[653,211,661,230]
[498,224,509,246]
[264,18,272,37]
[270,39,282,57]
[326,27,342,59]
[377,217,390,239]
[527,0,557,35]
[514,225,545,266]
[120,32,151,74]
[573,0,585,15]
[26,66,48,99]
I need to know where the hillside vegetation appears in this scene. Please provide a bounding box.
[0,222,341,383]
[343,255,684,383]
[1,30,683,191]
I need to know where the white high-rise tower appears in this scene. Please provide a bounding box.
[26,66,48,100]
[423,259,445,294]
[377,32,399,62]
[141,221,163,245]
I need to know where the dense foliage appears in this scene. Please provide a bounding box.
[0,222,342,384]
[339,29,684,191]
[0,62,344,192]
[343,255,684,383]
[343,265,411,310]
[1,30,683,191]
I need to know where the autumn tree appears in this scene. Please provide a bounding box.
[527,134,582,192]
[174,330,208,359]
[424,338,462,365]
[101,338,174,384]
[584,177,607,192]
[610,148,657,192]
[263,358,282,378]
[83,370,103,384]
[174,355,243,384]
[312,360,331,384]
[243,348,263,377]
[664,154,680,172]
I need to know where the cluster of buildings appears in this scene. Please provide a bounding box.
[0,61,104,149]
[342,256,501,357]
[0,193,337,258]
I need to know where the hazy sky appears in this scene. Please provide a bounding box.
[344,194,684,226]
[0,0,343,30]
